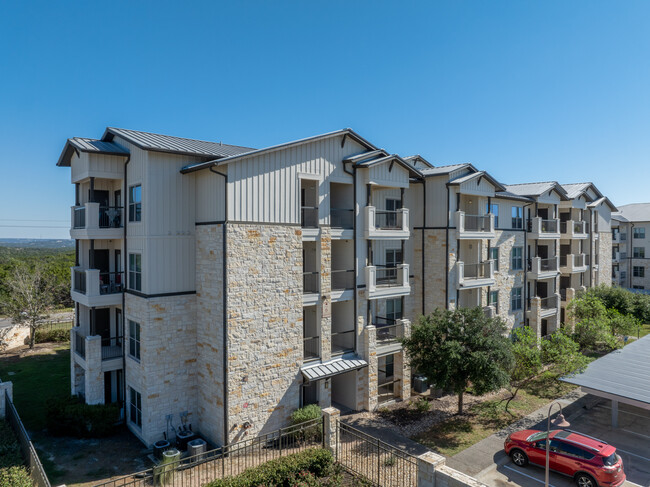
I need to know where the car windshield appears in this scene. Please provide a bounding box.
[527,432,548,442]
[603,452,617,466]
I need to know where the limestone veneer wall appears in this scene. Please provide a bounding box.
[225,223,303,444]
[491,230,525,329]
[422,229,448,312]
[124,292,198,446]
[597,232,613,287]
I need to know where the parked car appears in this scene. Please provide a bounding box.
[504,428,625,487]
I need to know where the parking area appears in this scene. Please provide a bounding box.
[477,401,650,487]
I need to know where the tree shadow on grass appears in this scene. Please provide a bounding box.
[415,416,475,451]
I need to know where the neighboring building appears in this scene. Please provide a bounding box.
[612,203,650,290]
[57,127,616,449]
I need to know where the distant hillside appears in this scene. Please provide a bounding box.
[0,238,74,249]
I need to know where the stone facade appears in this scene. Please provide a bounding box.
[421,229,448,312]
[491,230,526,330]
[124,292,198,446]
[225,223,303,444]
[597,232,613,287]
[0,325,29,352]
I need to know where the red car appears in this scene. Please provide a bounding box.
[504,429,625,487]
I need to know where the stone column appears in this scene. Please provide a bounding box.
[529,297,542,339]
[322,406,340,454]
[320,227,332,364]
[565,287,576,332]
[358,325,377,411]
[0,381,13,419]
[84,335,104,405]
[417,451,446,487]
[394,320,411,401]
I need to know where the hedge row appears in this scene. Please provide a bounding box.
[46,396,121,438]
[34,329,70,343]
[0,421,31,487]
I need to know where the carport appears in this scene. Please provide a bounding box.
[561,334,650,427]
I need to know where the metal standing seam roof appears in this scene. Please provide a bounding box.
[494,190,535,202]
[103,127,255,159]
[300,356,368,382]
[615,203,650,223]
[56,137,130,166]
[560,334,650,408]
[448,170,507,192]
[420,163,475,176]
[503,181,569,200]
[561,182,603,200]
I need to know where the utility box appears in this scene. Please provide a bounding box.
[413,375,429,394]
[188,438,207,459]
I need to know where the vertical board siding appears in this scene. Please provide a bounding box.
[195,171,226,222]
[366,161,410,188]
[459,177,496,197]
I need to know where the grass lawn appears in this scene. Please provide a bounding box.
[413,372,577,457]
[637,323,650,338]
[0,345,70,433]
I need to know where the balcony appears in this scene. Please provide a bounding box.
[528,217,561,239]
[73,331,123,372]
[560,254,588,274]
[527,256,559,280]
[331,269,354,301]
[612,251,620,263]
[366,264,410,299]
[455,211,495,239]
[71,268,124,307]
[527,295,560,321]
[612,232,621,244]
[303,271,320,305]
[301,206,320,239]
[364,207,409,240]
[457,260,495,289]
[70,203,123,239]
[331,329,355,355]
[560,220,588,239]
[330,208,354,239]
[303,335,320,361]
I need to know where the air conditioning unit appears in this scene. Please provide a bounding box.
[188,438,207,460]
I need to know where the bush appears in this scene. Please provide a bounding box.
[46,396,120,438]
[573,318,619,352]
[290,405,322,443]
[0,466,32,487]
[607,309,640,337]
[34,329,69,343]
[414,397,430,413]
[291,405,322,425]
[0,422,23,470]
[206,448,334,487]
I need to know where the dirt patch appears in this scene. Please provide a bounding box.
[0,342,66,362]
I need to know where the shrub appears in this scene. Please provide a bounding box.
[0,421,24,470]
[606,309,640,337]
[414,397,430,413]
[573,318,619,352]
[0,466,32,487]
[291,405,322,425]
[34,329,69,343]
[206,448,334,487]
[46,396,120,438]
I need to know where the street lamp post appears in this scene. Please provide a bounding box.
[545,401,571,487]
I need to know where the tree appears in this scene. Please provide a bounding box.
[2,265,54,349]
[506,327,588,413]
[401,307,514,414]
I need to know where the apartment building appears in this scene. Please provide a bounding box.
[612,203,650,290]
[57,127,615,449]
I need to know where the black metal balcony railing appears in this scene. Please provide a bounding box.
[464,214,491,232]
[540,258,558,272]
[574,221,586,234]
[541,219,558,233]
[303,335,320,360]
[101,336,123,361]
[375,317,404,342]
[463,261,492,279]
[330,208,354,229]
[576,254,586,267]
[621,233,627,241]
[331,330,355,354]
[540,295,558,311]
[99,272,124,295]
[75,330,86,359]
[375,265,402,286]
[378,378,400,403]
[331,269,354,290]
[560,254,568,266]
[74,207,86,229]
[375,210,402,230]
[74,269,87,293]
[303,271,319,294]
[301,206,319,228]
[98,206,123,229]
[560,289,567,300]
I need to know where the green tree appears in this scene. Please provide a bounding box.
[2,265,54,348]
[401,307,514,414]
[606,309,640,337]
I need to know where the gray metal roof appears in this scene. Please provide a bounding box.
[561,335,650,407]
[403,155,434,168]
[448,170,507,192]
[300,356,368,382]
[57,137,130,166]
[561,183,594,200]
[615,203,650,223]
[355,154,423,178]
[587,196,618,212]
[103,127,255,159]
[420,163,474,176]
[612,213,630,223]
[494,190,535,202]
[503,181,569,200]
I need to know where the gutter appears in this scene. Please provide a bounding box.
[522,201,534,323]
[209,166,230,446]
[342,161,358,353]
[122,155,131,418]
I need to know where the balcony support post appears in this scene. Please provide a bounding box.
[359,325,378,412]
[84,335,104,405]
[530,296,542,340]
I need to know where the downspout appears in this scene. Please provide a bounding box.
[343,162,357,349]
[122,155,131,416]
[628,223,634,288]
[588,208,593,287]
[422,180,426,316]
[445,184,450,310]
[522,201,534,324]
[210,165,229,446]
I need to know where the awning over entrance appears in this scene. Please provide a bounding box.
[301,356,368,382]
[560,335,650,425]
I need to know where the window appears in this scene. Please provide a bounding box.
[385,199,401,228]
[129,185,142,222]
[511,247,523,270]
[489,247,499,271]
[511,206,523,229]
[620,270,627,279]
[385,249,403,281]
[386,298,402,321]
[634,227,646,239]
[487,203,499,227]
[129,253,142,291]
[634,247,645,258]
[633,285,645,290]
[129,320,141,360]
[634,266,645,278]
[488,291,499,313]
[129,387,142,427]
[511,288,522,311]
[621,233,627,241]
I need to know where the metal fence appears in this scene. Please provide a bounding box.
[330,208,354,229]
[5,391,51,487]
[463,214,491,232]
[94,418,324,487]
[336,421,418,487]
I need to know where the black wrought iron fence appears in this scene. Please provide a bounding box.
[75,330,86,359]
[375,266,401,286]
[5,391,51,487]
[99,271,124,294]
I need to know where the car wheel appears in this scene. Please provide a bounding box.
[575,473,596,487]
[510,449,528,467]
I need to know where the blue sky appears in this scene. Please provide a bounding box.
[1,1,649,239]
